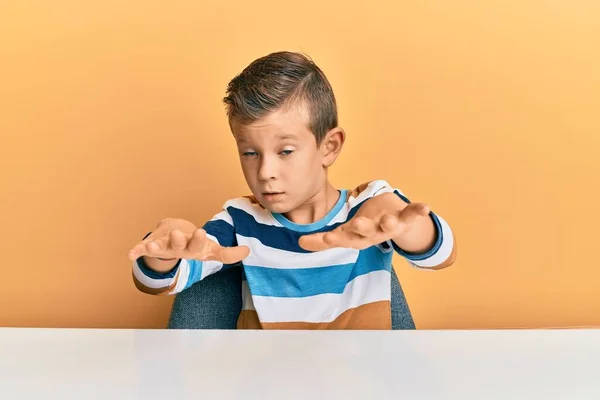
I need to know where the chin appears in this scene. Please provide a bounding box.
[261,198,297,214]
[264,203,290,214]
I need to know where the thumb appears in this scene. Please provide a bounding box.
[400,203,430,221]
[217,245,251,264]
[415,203,431,216]
[298,233,329,252]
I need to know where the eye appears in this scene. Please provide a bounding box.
[242,151,258,157]
[280,150,294,156]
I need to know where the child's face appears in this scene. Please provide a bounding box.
[231,105,328,214]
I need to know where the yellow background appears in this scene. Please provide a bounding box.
[1,1,599,329]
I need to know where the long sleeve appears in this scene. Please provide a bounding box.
[132,207,238,295]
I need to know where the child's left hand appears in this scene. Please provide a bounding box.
[298,192,431,252]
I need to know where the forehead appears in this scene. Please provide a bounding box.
[232,105,313,144]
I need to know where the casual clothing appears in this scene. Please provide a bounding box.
[133,180,456,329]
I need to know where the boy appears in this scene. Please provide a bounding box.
[128,51,457,329]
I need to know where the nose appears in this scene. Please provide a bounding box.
[258,155,277,181]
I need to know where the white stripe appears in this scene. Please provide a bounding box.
[237,235,359,269]
[326,202,352,226]
[241,280,255,311]
[348,180,395,208]
[327,180,397,226]
[409,215,455,269]
[209,210,233,226]
[252,270,391,323]
[224,198,282,227]
[132,260,176,289]
[173,259,190,293]
[200,260,224,280]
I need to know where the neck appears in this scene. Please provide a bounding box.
[282,181,340,225]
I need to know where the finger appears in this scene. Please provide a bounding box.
[412,203,431,216]
[169,229,187,251]
[186,229,208,254]
[345,216,377,237]
[379,214,401,233]
[326,229,375,250]
[397,203,431,224]
[146,236,168,256]
[216,245,251,264]
[298,232,331,252]
[128,242,148,260]
[300,231,374,251]
[322,230,347,247]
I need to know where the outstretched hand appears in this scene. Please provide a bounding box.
[128,218,249,265]
[298,193,431,252]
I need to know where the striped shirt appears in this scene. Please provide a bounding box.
[132,180,456,329]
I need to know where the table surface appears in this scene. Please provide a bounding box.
[0,328,599,399]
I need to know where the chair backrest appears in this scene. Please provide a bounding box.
[168,266,415,329]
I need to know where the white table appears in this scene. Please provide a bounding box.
[0,328,598,399]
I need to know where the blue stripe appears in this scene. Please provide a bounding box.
[184,259,203,289]
[202,219,236,247]
[243,246,393,298]
[228,199,368,253]
[394,190,411,205]
[202,218,242,270]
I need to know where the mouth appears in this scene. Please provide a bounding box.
[262,192,285,201]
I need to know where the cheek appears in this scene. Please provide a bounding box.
[291,156,322,182]
[309,152,324,173]
[286,159,310,178]
[240,162,256,181]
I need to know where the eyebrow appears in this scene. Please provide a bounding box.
[275,134,298,141]
[236,134,299,143]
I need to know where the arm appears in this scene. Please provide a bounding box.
[298,180,457,270]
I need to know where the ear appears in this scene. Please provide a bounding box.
[320,127,345,168]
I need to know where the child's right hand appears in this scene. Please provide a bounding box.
[127,218,250,271]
